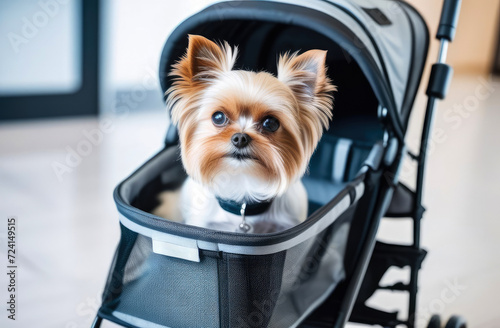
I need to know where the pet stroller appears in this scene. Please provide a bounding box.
[93,0,464,327]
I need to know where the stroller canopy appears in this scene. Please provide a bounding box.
[159,0,429,140]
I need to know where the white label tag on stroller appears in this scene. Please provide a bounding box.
[152,239,200,262]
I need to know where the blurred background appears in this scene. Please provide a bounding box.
[0,1,499,327]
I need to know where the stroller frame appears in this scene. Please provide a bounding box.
[93,0,463,327]
[329,2,462,326]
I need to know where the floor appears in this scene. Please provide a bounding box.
[0,74,499,328]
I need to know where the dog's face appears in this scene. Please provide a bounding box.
[168,35,335,202]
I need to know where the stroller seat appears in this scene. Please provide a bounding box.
[304,130,381,214]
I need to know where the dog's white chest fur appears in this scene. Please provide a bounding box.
[180,177,308,233]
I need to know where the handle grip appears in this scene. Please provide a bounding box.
[436,0,462,41]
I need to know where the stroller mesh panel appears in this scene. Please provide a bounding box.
[101,214,355,328]
[222,252,286,327]
[268,220,351,327]
[111,235,220,328]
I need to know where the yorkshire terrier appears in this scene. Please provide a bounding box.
[154,35,335,233]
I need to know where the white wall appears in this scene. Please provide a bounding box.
[409,0,500,74]
[100,0,220,113]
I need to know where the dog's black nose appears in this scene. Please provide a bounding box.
[231,133,251,148]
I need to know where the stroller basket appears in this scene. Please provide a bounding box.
[94,0,465,326]
[99,137,384,328]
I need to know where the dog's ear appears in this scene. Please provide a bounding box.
[168,35,237,125]
[278,50,336,156]
[181,34,237,81]
[278,50,333,120]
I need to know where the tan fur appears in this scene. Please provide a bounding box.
[166,35,335,201]
[278,50,337,159]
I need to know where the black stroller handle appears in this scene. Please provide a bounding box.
[436,0,462,41]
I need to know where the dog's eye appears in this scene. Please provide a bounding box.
[212,111,228,126]
[262,116,280,132]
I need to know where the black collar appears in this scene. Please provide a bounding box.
[216,197,274,216]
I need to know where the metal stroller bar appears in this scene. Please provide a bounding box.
[411,0,462,326]
[415,0,461,270]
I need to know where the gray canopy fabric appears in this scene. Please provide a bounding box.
[159,0,429,140]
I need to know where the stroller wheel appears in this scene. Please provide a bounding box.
[444,315,467,328]
[427,314,441,328]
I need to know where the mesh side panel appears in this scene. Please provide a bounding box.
[222,252,287,328]
[268,220,352,328]
[111,235,220,328]
[102,224,138,307]
[213,209,353,328]
[103,204,357,327]
[122,235,150,285]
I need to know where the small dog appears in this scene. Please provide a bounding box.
[156,35,335,233]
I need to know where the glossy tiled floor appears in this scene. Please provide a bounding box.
[0,74,499,328]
